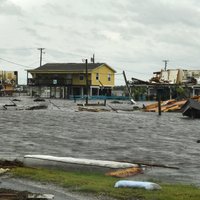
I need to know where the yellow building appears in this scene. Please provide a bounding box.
[27,63,116,98]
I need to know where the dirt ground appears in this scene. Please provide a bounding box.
[0,160,29,200]
[0,159,117,200]
[0,188,29,200]
[0,160,23,168]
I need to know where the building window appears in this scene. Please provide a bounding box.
[96,73,99,80]
[79,74,84,80]
[53,79,57,85]
[108,74,111,81]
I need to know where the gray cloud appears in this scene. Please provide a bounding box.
[0,0,22,15]
[123,0,200,27]
[1,0,200,84]
[22,27,49,41]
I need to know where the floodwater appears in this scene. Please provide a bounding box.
[0,96,200,186]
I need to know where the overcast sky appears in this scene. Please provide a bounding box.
[1,0,200,85]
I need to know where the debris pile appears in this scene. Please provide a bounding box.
[144,96,200,112]
[182,98,200,118]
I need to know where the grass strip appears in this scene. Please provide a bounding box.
[11,167,200,200]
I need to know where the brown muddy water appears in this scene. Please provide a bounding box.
[0,97,200,185]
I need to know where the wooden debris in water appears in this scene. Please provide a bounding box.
[78,107,110,112]
[77,103,105,106]
[144,99,185,112]
[106,167,143,178]
[26,104,48,110]
[144,96,200,113]
[33,97,45,102]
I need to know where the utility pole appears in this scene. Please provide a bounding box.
[85,59,89,105]
[163,60,169,71]
[37,48,45,67]
[123,70,136,104]
[157,88,162,116]
[91,53,95,63]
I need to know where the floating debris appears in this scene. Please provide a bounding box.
[110,100,123,104]
[144,96,200,113]
[34,97,45,102]
[181,98,200,118]
[144,99,186,112]
[77,103,105,106]
[133,106,140,111]
[26,104,48,110]
[132,161,180,170]
[78,107,110,112]
[24,155,139,173]
[12,98,21,102]
[106,167,143,177]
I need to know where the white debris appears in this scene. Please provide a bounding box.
[24,155,138,169]
[28,194,54,199]
[130,99,136,104]
[0,168,10,174]
[114,180,161,190]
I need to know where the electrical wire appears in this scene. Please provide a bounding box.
[0,57,35,69]
[0,49,152,76]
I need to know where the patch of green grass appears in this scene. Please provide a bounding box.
[11,167,200,200]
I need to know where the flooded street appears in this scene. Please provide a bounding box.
[0,97,200,185]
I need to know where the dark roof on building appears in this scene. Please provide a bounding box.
[29,63,116,72]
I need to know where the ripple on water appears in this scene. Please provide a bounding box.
[0,98,200,185]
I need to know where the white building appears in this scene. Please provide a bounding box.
[151,69,200,85]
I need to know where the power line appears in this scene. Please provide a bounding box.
[27,60,40,67]
[46,49,86,58]
[0,57,33,69]
[41,49,154,76]
[114,66,152,75]
[0,48,37,51]
[0,49,152,77]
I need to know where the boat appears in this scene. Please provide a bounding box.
[24,155,139,173]
[181,99,200,118]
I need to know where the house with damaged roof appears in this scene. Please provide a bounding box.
[27,63,116,99]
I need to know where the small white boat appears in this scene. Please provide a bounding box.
[24,155,138,173]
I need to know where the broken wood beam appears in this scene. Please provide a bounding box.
[119,160,179,170]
